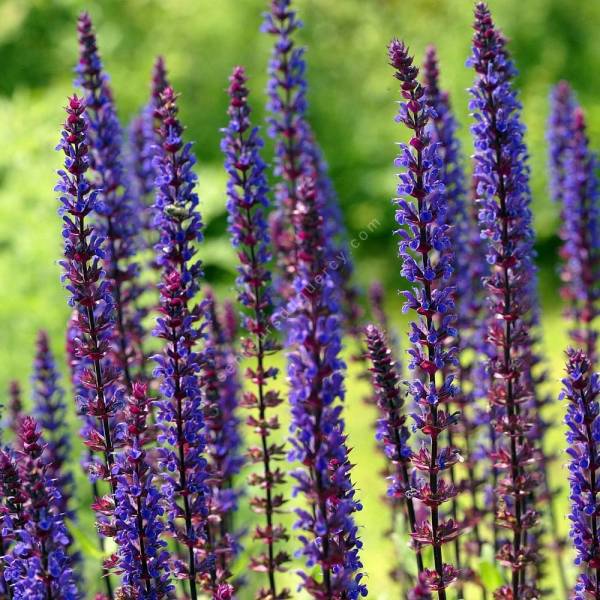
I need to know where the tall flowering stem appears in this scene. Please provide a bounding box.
[56,94,120,496]
[422,45,470,580]
[77,13,143,391]
[287,177,366,599]
[32,330,74,519]
[0,447,28,598]
[364,324,423,574]
[469,3,542,595]
[562,348,600,598]
[4,418,79,599]
[548,81,577,206]
[152,85,210,600]
[201,290,243,596]
[388,40,461,597]
[111,382,173,599]
[559,107,600,366]
[222,65,290,599]
[263,0,308,297]
[7,381,23,439]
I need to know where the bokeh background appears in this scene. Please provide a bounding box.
[1,0,599,597]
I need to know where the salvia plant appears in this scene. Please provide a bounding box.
[0,2,599,600]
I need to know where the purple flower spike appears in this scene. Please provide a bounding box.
[76,13,144,391]
[4,417,79,600]
[286,176,366,599]
[388,39,460,597]
[7,380,23,441]
[562,349,600,598]
[548,81,577,205]
[0,447,28,597]
[423,45,486,573]
[56,94,120,493]
[468,3,542,596]
[111,382,173,599]
[201,290,244,593]
[32,330,74,520]
[151,56,170,110]
[364,324,423,573]
[559,106,600,366]
[222,65,290,599]
[263,0,309,298]
[152,84,210,598]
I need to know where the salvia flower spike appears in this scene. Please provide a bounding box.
[548,81,577,205]
[4,417,79,599]
[262,0,309,298]
[76,12,144,391]
[222,65,291,599]
[364,324,423,573]
[562,349,600,598]
[422,45,470,584]
[559,106,600,366]
[111,382,173,599]
[468,3,542,595]
[201,290,244,595]
[56,94,121,494]
[32,330,74,520]
[286,175,366,599]
[7,380,23,441]
[388,38,461,597]
[152,84,210,599]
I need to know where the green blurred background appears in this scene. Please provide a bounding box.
[0,0,597,597]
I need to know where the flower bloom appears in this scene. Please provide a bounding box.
[222,65,290,599]
[286,176,366,599]
[56,94,121,495]
[32,330,74,519]
[364,324,422,572]
[3,418,79,599]
[562,349,600,598]
[423,45,486,567]
[76,12,144,390]
[468,3,542,596]
[559,106,600,366]
[548,81,577,205]
[201,290,244,592]
[152,84,211,597]
[262,0,310,297]
[388,38,460,596]
[111,382,173,599]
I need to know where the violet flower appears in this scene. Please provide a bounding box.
[66,314,116,600]
[56,94,121,493]
[76,12,144,391]
[7,380,23,440]
[4,418,79,599]
[127,56,171,264]
[286,176,366,599]
[111,382,173,599]
[388,39,460,597]
[364,324,422,573]
[559,106,600,366]
[548,81,577,205]
[423,45,483,574]
[201,290,244,593]
[0,447,28,598]
[468,3,542,596]
[262,0,309,298]
[222,65,290,599]
[152,85,211,599]
[32,330,74,519]
[562,348,600,598]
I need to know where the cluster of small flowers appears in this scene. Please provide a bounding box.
[1,2,599,600]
